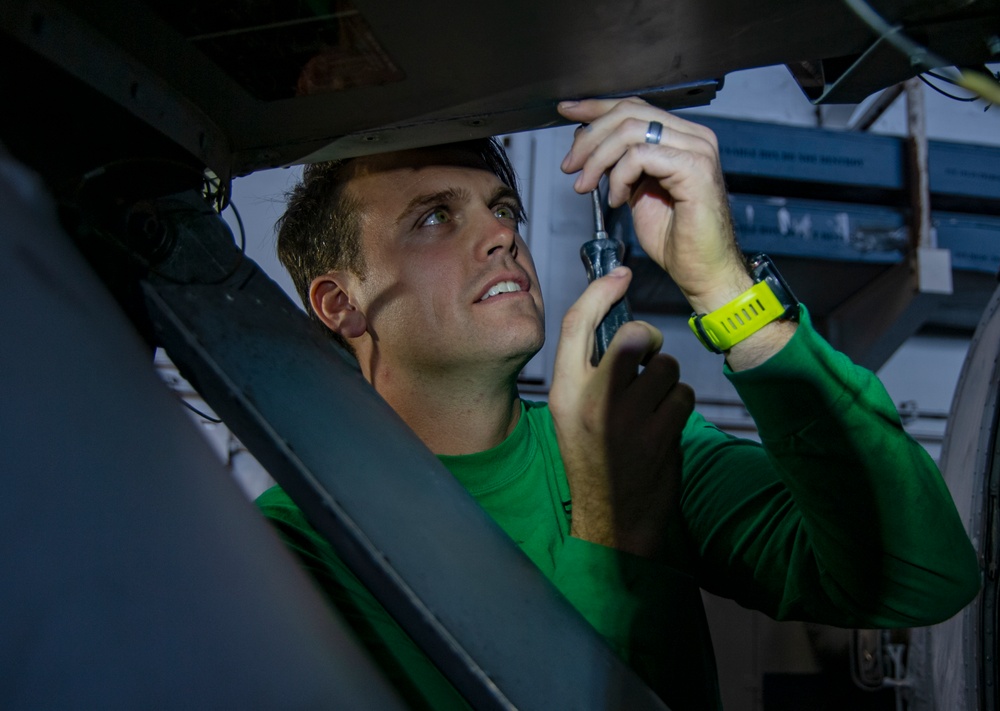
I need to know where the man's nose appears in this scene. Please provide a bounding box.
[477,212,518,260]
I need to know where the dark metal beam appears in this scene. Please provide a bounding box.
[819,260,941,370]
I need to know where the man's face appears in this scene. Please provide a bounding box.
[342,151,545,381]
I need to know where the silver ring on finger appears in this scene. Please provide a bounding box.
[644,120,663,145]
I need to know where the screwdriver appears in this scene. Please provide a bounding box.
[580,187,633,364]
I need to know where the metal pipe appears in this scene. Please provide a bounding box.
[848,83,905,131]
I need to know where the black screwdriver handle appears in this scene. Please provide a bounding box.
[580,238,633,364]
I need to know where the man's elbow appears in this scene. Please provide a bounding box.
[935,549,982,622]
[895,545,982,627]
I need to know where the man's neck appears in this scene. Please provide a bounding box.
[373,367,523,456]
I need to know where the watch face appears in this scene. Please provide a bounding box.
[748,253,799,320]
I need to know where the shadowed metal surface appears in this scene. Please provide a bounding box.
[907,281,1000,711]
[0,151,408,711]
[2,0,996,176]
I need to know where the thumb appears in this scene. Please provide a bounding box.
[552,267,632,384]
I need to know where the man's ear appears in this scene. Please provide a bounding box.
[309,273,368,339]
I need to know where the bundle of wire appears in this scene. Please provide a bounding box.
[844,0,1000,106]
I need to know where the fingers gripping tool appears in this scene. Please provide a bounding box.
[580,188,633,363]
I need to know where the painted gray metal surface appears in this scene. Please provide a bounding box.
[729,198,1000,273]
[696,115,905,190]
[936,212,1000,274]
[623,193,1000,273]
[0,152,407,710]
[909,280,1000,711]
[727,195,906,264]
[141,190,670,710]
[693,114,1000,203]
[931,141,1000,202]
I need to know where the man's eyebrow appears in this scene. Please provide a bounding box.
[489,185,523,209]
[395,187,469,225]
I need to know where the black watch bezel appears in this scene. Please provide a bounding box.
[747,253,799,322]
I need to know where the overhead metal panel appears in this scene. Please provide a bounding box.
[6,0,994,176]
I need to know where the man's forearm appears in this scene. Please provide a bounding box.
[685,311,980,626]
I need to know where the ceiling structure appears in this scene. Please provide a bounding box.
[1,0,997,365]
[2,0,997,183]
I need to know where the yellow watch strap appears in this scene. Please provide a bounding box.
[688,280,784,353]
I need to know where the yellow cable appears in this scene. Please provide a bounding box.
[956,69,1000,106]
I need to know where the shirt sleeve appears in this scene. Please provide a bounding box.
[678,307,980,627]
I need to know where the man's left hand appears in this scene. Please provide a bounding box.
[549,267,694,560]
[558,97,751,315]
[559,97,795,370]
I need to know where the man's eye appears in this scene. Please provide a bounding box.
[422,208,450,227]
[495,204,522,222]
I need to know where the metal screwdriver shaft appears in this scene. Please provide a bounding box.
[592,189,607,239]
[580,188,633,364]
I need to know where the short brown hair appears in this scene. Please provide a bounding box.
[275,137,521,351]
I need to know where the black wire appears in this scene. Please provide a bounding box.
[205,169,236,213]
[925,70,963,87]
[198,196,248,286]
[844,0,1000,107]
[179,397,223,423]
[919,74,979,102]
[75,157,247,285]
[228,198,247,263]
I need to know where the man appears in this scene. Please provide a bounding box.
[258,97,979,710]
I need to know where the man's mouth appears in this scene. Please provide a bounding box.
[479,280,523,302]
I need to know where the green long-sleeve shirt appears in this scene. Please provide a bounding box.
[257,308,979,710]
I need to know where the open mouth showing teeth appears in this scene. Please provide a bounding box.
[479,280,523,301]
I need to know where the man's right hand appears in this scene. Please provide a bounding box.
[549,267,694,560]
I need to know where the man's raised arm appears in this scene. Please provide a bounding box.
[550,97,980,626]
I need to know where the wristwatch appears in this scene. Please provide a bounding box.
[688,253,799,353]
